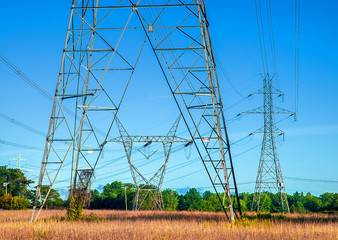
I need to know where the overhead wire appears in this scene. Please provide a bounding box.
[0,111,46,137]
[164,111,299,184]
[0,15,150,183]
[214,50,245,98]
[255,0,268,73]
[0,53,54,102]
[266,0,280,89]
[0,52,114,139]
[165,142,263,184]
[294,0,300,118]
[0,53,76,118]
[285,176,338,184]
[0,139,42,151]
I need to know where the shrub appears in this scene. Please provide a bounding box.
[0,194,30,209]
[257,212,272,219]
[68,193,84,221]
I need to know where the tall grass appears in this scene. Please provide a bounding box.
[0,210,337,239]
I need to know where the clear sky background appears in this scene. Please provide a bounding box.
[0,0,337,196]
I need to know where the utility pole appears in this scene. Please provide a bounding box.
[122,186,128,211]
[3,182,9,195]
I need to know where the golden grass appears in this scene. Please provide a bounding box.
[0,210,337,240]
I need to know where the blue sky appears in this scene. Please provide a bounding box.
[0,0,337,196]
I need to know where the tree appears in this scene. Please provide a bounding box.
[90,189,103,209]
[304,193,322,212]
[202,191,222,212]
[97,181,135,210]
[0,166,33,197]
[183,188,204,211]
[270,193,283,213]
[320,192,335,211]
[0,166,34,210]
[40,186,65,207]
[177,194,187,210]
[333,194,338,211]
[0,193,31,210]
[290,201,306,213]
[238,192,252,212]
[258,193,272,212]
[162,189,179,211]
[100,181,124,209]
[26,186,65,208]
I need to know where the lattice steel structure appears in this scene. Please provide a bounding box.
[31,0,241,222]
[240,73,294,212]
[237,0,296,213]
[110,117,189,210]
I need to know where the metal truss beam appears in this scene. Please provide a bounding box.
[108,136,190,143]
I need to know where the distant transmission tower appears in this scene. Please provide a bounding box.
[240,73,294,212]
[10,153,32,172]
[238,0,295,212]
[31,0,241,222]
[111,117,190,210]
[10,153,25,169]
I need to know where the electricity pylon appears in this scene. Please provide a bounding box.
[31,0,241,222]
[110,117,190,210]
[237,0,296,213]
[10,154,32,172]
[10,154,25,170]
[239,73,294,212]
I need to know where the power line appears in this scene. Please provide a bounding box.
[0,53,54,102]
[255,0,268,73]
[0,139,42,151]
[165,143,262,184]
[0,52,117,139]
[294,0,301,118]
[214,50,245,98]
[0,111,46,137]
[285,176,338,184]
[0,53,75,118]
[166,168,205,183]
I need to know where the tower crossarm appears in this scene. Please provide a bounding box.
[108,135,191,143]
[238,106,295,117]
[248,87,284,98]
[249,125,285,136]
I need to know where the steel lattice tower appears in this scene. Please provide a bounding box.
[110,116,191,210]
[31,0,241,222]
[236,0,296,212]
[241,73,294,212]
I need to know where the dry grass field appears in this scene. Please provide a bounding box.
[0,210,337,240]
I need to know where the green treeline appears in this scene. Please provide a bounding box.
[0,166,66,209]
[90,181,338,213]
[1,166,337,213]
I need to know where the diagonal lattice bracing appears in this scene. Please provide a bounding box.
[113,116,188,210]
[32,0,241,222]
